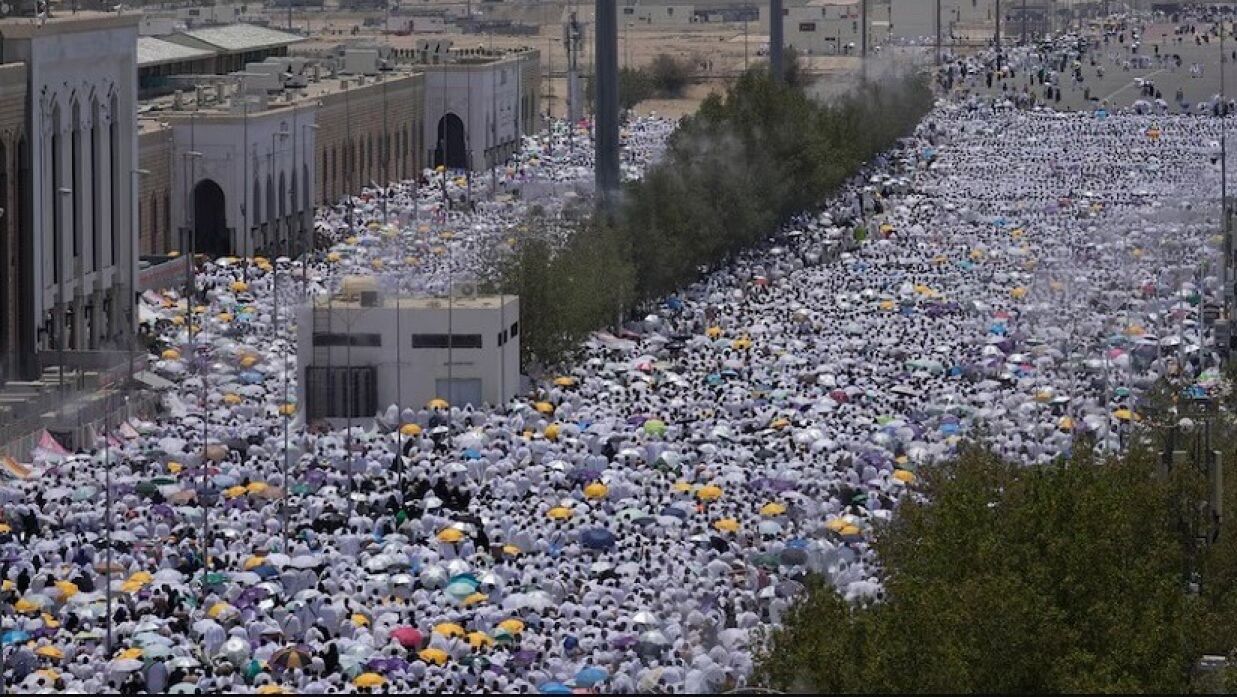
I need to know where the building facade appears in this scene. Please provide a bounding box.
[0,63,29,384]
[137,123,174,255]
[0,14,140,372]
[419,48,541,172]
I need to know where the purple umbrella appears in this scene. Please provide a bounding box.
[366,656,409,674]
[511,649,539,667]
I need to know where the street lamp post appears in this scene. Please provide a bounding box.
[56,186,71,397]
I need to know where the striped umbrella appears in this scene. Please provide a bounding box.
[268,645,312,672]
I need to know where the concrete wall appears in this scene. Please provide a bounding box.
[168,99,318,259]
[423,51,536,172]
[890,0,998,40]
[297,295,521,416]
[0,14,141,358]
[316,71,424,206]
[137,124,174,255]
[0,62,29,383]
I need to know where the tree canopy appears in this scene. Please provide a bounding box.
[753,439,1237,693]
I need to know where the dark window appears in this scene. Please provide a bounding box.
[412,333,483,349]
[623,7,634,14]
[799,22,816,31]
[497,329,508,346]
[305,366,376,419]
[509,321,519,338]
[312,332,382,347]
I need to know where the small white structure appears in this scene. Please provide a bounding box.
[297,288,519,422]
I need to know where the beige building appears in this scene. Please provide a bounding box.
[137,123,174,255]
[761,0,863,55]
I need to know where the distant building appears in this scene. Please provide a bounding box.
[760,0,862,55]
[297,288,520,422]
[621,1,697,27]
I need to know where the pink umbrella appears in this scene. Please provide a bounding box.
[390,626,423,649]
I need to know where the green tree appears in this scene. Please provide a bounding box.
[753,446,1213,693]
[648,53,696,97]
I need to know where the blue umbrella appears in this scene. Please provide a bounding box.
[462,448,482,461]
[539,682,571,695]
[252,564,280,580]
[238,370,264,385]
[580,528,616,551]
[576,666,608,686]
[0,629,29,645]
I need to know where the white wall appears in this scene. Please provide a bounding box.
[297,296,521,416]
[3,16,140,350]
[422,55,524,171]
[170,101,318,258]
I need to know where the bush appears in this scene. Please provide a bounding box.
[504,67,934,368]
[647,53,696,97]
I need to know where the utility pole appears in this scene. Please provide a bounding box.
[595,0,620,206]
[996,0,1002,53]
[1022,0,1028,44]
[936,0,942,65]
[564,10,584,127]
[770,0,784,81]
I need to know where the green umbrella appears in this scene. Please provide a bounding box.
[643,419,667,436]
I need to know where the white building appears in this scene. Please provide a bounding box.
[621,1,696,26]
[761,0,863,55]
[0,13,140,356]
[421,49,535,172]
[297,289,520,422]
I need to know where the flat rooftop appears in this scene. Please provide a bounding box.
[314,294,516,311]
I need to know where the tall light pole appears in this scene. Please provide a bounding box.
[56,186,71,397]
[770,0,784,81]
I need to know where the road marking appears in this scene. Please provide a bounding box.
[1102,67,1168,104]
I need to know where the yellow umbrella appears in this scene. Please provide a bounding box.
[839,524,862,536]
[354,672,387,688]
[467,631,495,649]
[433,622,466,638]
[40,613,59,630]
[534,401,555,415]
[223,485,247,499]
[14,598,39,614]
[168,461,183,474]
[117,647,144,660]
[731,337,753,351]
[206,603,232,619]
[892,469,915,484]
[119,580,145,594]
[129,571,153,584]
[35,669,60,682]
[932,254,948,265]
[584,482,608,499]
[278,403,296,417]
[1010,286,1028,300]
[230,281,249,293]
[370,259,384,270]
[246,481,269,494]
[760,502,787,517]
[54,579,79,598]
[223,394,243,405]
[462,592,489,607]
[969,248,985,260]
[436,528,465,544]
[1034,390,1054,403]
[696,485,724,502]
[825,518,847,532]
[400,423,423,437]
[169,315,185,326]
[351,613,370,627]
[547,506,573,520]
[1125,324,1146,336]
[216,312,233,323]
[672,481,693,493]
[418,648,449,666]
[35,646,63,660]
[543,423,561,441]
[160,349,181,361]
[239,354,260,368]
[1057,416,1075,432]
[244,556,266,570]
[770,418,790,430]
[497,618,525,634]
[553,376,577,387]
[713,518,740,533]
[501,545,522,557]
[1112,408,1140,422]
[326,252,342,263]
[256,686,287,695]
[705,326,723,339]
[427,398,449,410]
[344,236,359,246]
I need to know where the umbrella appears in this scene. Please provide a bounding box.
[696,485,723,501]
[418,648,449,666]
[432,622,466,638]
[539,682,572,695]
[354,672,387,688]
[390,626,423,649]
[580,528,617,551]
[268,645,311,672]
[1,630,30,645]
[576,666,608,687]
